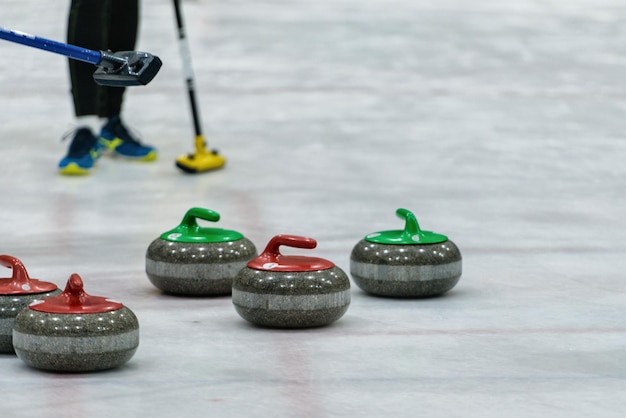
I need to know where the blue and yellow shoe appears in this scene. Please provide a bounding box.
[98,115,157,161]
[58,127,102,175]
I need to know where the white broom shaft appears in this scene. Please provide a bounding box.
[174,0,203,137]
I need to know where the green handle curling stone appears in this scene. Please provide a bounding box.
[145,207,257,296]
[350,208,462,298]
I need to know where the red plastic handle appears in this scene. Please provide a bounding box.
[247,235,334,272]
[0,254,29,286]
[0,254,58,294]
[261,234,317,261]
[30,273,123,313]
[65,273,87,308]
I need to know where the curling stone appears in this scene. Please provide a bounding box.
[13,273,139,372]
[232,234,351,328]
[0,255,60,353]
[350,208,462,297]
[146,207,257,296]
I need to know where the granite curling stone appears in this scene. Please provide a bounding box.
[13,273,139,372]
[232,234,351,328]
[146,207,257,296]
[350,208,462,297]
[0,255,60,353]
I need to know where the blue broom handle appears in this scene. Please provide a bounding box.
[0,27,102,65]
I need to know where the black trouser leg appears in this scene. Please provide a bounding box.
[67,0,139,118]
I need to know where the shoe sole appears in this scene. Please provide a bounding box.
[122,150,157,161]
[99,138,157,162]
[105,149,158,161]
[58,162,92,175]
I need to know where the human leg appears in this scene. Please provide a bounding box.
[95,0,156,161]
[60,0,108,174]
[62,0,156,172]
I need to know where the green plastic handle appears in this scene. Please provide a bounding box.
[159,207,243,243]
[396,208,421,236]
[364,208,448,245]
[180,207,221,227]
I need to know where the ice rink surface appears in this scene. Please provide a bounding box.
[1,0,626,417]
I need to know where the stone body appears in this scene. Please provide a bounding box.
[13,306,139,372]
[0,290,61,353]
[350,239,462,297]
[146,237,257,295]
[232,266,350,328]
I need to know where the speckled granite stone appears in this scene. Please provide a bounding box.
[232,266,350,328]
[146,238,257,295]
[350,240,462,297]
[0,290,61,353]
[13,307,139,372]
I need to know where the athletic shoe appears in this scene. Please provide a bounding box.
[58,127,102,175]
[98,115,157,161]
